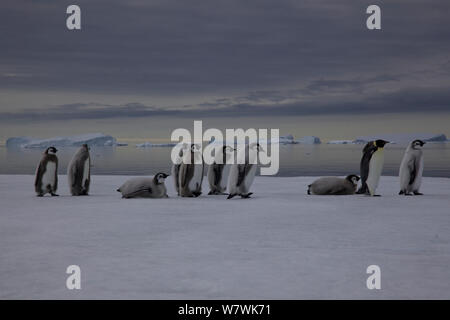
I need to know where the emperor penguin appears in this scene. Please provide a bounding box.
[67,144,91,196]
[171,143,188,196]
[207,145,235,195]
[117,172,169,198]
[34,146,59,197]
[399,139,426,196]
[227,142,264,199]
[356,139,389,196]
[308,175,360,195]
[178,144,204,197]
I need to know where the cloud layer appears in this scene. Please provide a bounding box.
[1,0,449,119]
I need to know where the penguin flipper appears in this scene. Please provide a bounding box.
[408,158,417,186]
[123,187,152,198]
[35,161,46,191]
[237,164,251,187]
[213,164,223,186]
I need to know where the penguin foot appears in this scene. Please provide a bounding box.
[193,191,202,197]
[413,192,423,195]
[50,193,59,196]
[399,190,405,195]
[371,194,381,197]
[227,193,237,199]
[208,191,214,195]
[36,194,44,197]
[240,193,253,199]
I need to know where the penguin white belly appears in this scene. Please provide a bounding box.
[189,164,203,190]
[367,149,384,195]
[242,165,257,192]
[82,159,89,186]
[42,162,56,190]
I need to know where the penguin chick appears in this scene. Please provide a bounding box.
[399,139,425,196]
[67,144,91,196]
[227,142,264,199]
[34,146,59,197]
[117,172,169,198]
[308,175,360,195]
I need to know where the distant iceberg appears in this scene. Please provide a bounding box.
[327,140,353,145]
[296,136,321,145]
[353,133,448,144]
[136,142,177,148]
[6,133,120,148]
[278,135,321,145]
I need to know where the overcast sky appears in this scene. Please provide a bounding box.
[1,0,449,122]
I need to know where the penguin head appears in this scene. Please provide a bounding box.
[82,143,90,151]
[249,142,264,153]
[375,139,389,148]
[222,145,235,161]
[346,174,360,186]
[190,143,201,153]
[155,172,169,184]
[177,143,189,157]
[411,139,426,150]
[46,146,58,154]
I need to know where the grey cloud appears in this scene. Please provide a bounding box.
[1,84,449,121]
[0,0,449,116]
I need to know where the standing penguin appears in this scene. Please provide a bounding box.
[227,142,264,199]
[34,146,59,197]
[171,143,188,196]
[207,145,235,195]
[179,144,204,197]
[399,139,426,195]
[67,144,91,196]
[117,172,169,198]
[356,139,389,196]
[308,175,360,195]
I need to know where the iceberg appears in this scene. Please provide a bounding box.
[352,133,448,144]
[327,140,353,145]
[6,133,120,148]
[296,136,321,144]
[136,142,177,148]
[278,135,321,145]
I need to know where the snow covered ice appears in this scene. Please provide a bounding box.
[0,174,449,299]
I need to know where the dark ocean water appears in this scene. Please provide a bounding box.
[1,143,449,178]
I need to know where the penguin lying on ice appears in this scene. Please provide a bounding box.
[117,173,169,198]
[308,175,360,195]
